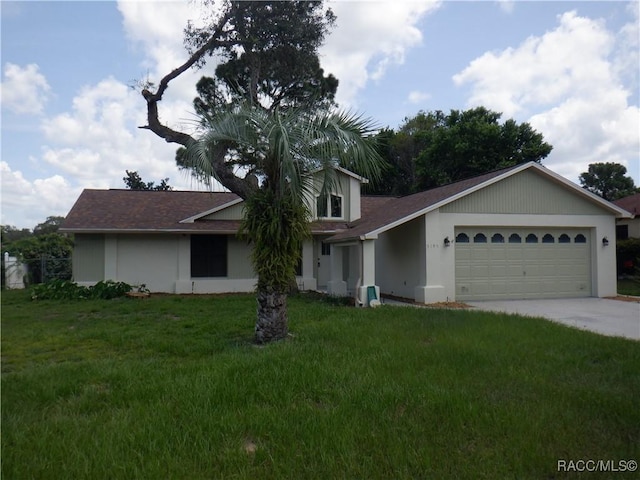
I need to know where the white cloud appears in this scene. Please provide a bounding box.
[453,10,640,184]
[453,11,614,117]
[117,0,441,112]
[320,1,441,108]
[0,161,78,228]
[0,63,51,115]
[117,0,213,107]
[407,90,431,104]
[39,76,195,189]
[496,0,515,15]
[1,73,205,229]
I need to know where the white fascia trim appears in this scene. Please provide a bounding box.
[528,162,634,218]
[179,197,245,223]
[308,165,369,184]
[60,228,239,234]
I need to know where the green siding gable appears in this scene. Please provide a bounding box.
[202,202,246,220]
[440,169,611,215]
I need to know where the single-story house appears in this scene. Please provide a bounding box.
[60,162,632,304]
[613,192,640,239]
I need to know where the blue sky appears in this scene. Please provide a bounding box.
[1,0,639,229]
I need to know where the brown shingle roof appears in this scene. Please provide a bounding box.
[65,163,600,240]
[60,189,242,233]
[60,189,358,235]
[613,192,640,217]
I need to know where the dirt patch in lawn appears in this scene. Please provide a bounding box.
[382,294,471,309]
[605,295,640,303]
[425,301,472,309]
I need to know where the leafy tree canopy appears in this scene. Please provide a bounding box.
[579,162,638,201]
[187,0,338,115]
[365,107,553,194]
[123,170,172,191]
[33,216,66,236]
[1,225,32,245]
[175,0,339,174]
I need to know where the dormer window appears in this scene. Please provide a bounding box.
[316,193,343,219]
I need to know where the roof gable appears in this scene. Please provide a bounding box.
[440,168,614,215]
[328,162,630,242]
[180,198,244,223]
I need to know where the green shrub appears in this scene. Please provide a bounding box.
[617,238,640,276]
[31,280,132,301]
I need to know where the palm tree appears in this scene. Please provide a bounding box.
[185,104,384,343]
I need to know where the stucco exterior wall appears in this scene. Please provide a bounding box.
[376,216,425,299]
[73,234,105,282]
[113,234,180,292]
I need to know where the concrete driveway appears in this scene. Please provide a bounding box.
[467,298,640,341]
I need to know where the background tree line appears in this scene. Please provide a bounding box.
[1,217,73,287]
[363,107,553,195]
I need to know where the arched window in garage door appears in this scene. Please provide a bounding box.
[508,233,522,243]
[473,233,487,243]
[525,233,538,243]
[542,234,555,243]
[575,234,587,243]
[491,233,505,243]
[559,234,571,243]
[456,233,469,243]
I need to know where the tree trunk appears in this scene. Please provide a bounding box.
[255,289,288,344]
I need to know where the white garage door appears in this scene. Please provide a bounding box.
[455,228,591,301]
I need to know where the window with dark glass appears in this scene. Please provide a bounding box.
[574,234,587,243]
[525,234,538,243]
[316,195,328,218]
[508,233,522,243]
[559,234,571,243]
[330,194,342,218]
[456,233,469,243]
[491,233,505,243]
[191,235,227,277]
[473,233,487,243]
[321,242,331,256]
[317,194,343,218]
[617,225,629,240]
[542,234,555,243]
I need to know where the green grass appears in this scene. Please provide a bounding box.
[2,290,639,479]
[618,277,640,296]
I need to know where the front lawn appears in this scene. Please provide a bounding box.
[2,290,639,479]
[618,277,640,296]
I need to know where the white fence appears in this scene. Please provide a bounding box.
[4,253,27,289]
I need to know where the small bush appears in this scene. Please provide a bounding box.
[31,280,133,301]
[617,238,640,276]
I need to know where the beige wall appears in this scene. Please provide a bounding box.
[73,234,105,282]
[376,216,425,299]
[113,235,180,292]
[617,218,640,239]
